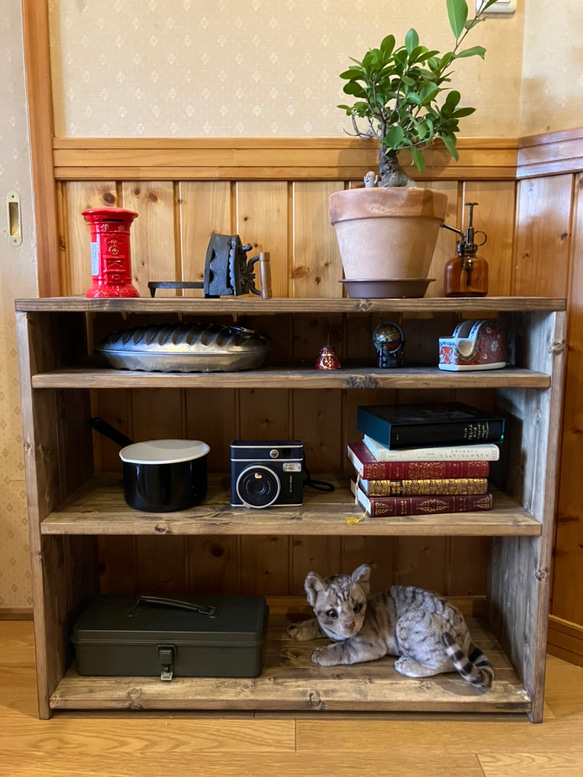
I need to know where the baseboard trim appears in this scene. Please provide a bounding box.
[0,608,33,620]
[547,615,583,667]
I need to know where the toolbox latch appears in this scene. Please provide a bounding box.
[157,644,175,682]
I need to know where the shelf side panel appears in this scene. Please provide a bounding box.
[16,311,99,717]
[489,310,566,722]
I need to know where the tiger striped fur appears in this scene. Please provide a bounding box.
[287,563,494,693]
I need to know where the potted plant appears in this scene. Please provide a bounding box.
[329,0,498,295]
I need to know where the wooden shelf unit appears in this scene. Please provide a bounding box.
[16,297,566,721]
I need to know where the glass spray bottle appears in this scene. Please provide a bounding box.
[442,202,488,297]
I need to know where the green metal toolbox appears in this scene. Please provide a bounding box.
[71,594,269,680]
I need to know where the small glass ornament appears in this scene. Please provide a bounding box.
[372,321,405,368]
[315,345,341,370]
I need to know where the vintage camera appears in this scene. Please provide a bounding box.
[230,440,304,509]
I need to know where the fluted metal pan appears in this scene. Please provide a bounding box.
[96,323,269,372]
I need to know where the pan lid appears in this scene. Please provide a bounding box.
[119,439,210,465]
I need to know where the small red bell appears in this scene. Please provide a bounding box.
[315,345,341,370]
[83,207,140,298]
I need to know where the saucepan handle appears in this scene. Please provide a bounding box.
[90,416,134,449]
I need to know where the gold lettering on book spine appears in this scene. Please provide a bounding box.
[367,478,488,496]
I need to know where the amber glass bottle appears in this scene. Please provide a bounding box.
[444,253,488,297]
[442,202,489,297]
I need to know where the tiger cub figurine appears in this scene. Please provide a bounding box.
[287,563,493,692]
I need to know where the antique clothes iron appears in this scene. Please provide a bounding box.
[439,319,506,371]
[149,233,272,298]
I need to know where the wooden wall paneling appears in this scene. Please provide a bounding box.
[446,538,489,596]
[239,536,290,596]
[419,181,459,299]
[52,137,518,181]
[64,182,118,295]
[552,173,583,625]
[187,536,241,595]
[291,313,344,591]
[291,182,344,298]
[185,387,240,596]
[121,182,177,296]
[340,537,394,593]
[513,174,574,297]
[132,388,188,595]
[235,182,289,298]
[239,390,292,595]
[393,537,448,593]
[462,181,516,297]
[91,388,136,595]
[185,389,237,474]
[56,183,69,295]
[290,537,342,596]
[178,182,232,294]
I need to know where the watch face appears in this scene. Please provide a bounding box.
[373,322,403,352]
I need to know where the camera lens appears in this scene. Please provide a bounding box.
[236,465,281,509]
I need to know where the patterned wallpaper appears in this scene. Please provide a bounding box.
[0,1,38,608]
[519,0,583,136]
[49,0,525,138]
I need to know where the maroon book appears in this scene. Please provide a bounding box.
[347,442,490,480]
[352,481,493,517]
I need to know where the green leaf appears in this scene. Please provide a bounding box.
[420,82,440,105]
[443,90,461,110]
[409,147,426,173]
[384,126,405,148]
[339,68,365,80]
[452,106,476,118]
[456,45,486,59]
[405,28,419,54]
[447,0,468,39]
[441,133,459,160]
[416,122,428,141]
[343,81,366,97]
[380,34,395,57]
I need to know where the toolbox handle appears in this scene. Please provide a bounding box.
[131,595,217,618]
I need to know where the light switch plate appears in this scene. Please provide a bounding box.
[476,0,516,13]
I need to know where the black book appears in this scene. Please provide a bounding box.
[356,402,505,450]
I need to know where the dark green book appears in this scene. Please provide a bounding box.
[356,402,505,450]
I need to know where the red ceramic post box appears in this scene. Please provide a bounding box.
[83,207,140,298]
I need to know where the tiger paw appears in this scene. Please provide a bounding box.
[311,647,336,666]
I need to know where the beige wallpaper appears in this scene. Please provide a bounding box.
[0,0,38,609]
[49,0,525,138]
[520,0,583,136]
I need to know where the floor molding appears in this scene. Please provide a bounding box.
[547,614,583,668]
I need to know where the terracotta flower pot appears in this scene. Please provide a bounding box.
[329,187,449,281]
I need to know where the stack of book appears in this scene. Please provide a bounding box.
[348,402,504,517]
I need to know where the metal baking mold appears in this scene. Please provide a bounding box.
[96,323,269,373]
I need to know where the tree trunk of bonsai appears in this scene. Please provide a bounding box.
[378,148,413,188]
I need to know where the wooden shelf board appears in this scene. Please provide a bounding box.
[50,611,531,713]
[31,365,551,390]
[15,296,567,314]
[40,474,541,537]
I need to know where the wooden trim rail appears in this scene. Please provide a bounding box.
[52,137,519,182]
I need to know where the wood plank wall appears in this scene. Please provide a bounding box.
[46,131,583,639]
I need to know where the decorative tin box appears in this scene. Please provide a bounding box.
[71,594,269,680]
[438,319,506,371]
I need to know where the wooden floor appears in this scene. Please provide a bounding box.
[1,621,582,777]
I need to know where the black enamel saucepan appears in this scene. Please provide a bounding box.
[91,417,210,513]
